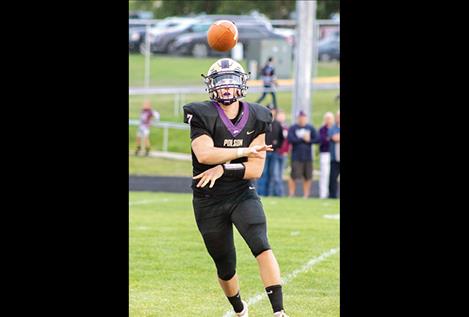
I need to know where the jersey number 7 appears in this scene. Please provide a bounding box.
[186,114,193,125]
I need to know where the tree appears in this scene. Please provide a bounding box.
[215,0,295,19]
[316,1,340,19]
[129,0,340,21]
[156,0,222,18]
[129,0,156,13]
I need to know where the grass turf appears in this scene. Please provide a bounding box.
[130,192,339,316]
[129,54,339,87]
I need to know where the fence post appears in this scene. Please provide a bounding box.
[179,94,185,117]
[144,23,151,89]
[163,125,168,152]
[174,93,180,116]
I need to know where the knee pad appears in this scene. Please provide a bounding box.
[202,232,237,281]
[246,223,271,257]
[215,249,237,281]
[251,238,271,257]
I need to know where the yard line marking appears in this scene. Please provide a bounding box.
[129,200,156,207]
[323,214,340,220]
[134,226,150,231]
[221,247,339,317]
[129,198,172,207]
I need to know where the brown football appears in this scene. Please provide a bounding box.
[207,20,238,52]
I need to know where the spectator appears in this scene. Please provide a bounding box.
[287,111,318,198]
[328,110,340,198]
[268,109,287,196]
[318,112,335,199]
[256,104,276,196]
[135,100,160,156]
[256,57,278,109]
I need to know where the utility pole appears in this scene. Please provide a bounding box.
[144,23,151,90]
[292,0,316,120]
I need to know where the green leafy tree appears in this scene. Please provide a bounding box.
[129,0,339,20]
[316,1,340,19]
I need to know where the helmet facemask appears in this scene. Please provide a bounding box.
[202,71,250,105]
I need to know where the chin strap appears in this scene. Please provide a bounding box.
[212,89,242,105]
[216,97,238,105]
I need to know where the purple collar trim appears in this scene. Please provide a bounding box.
[212,101,249,137]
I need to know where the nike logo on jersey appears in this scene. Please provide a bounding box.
[246,130,255,135]
[249,186,255,190]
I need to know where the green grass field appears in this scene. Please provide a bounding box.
[129,156,193,176]
[129,54,339,87]
[129,156,321,181]
[129,89,339,176]
[129,89,340,125]
[130,192,339,316]
[129,54,339,177]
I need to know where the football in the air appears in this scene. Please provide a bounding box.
[207,20,238,52]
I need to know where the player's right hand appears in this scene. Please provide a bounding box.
[193,165,224,188]
[246,144,273,158]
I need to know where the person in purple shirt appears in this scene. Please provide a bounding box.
[318,112,335,198]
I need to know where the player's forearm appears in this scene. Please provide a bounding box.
[196,146,248,165]
[242,159,265,179]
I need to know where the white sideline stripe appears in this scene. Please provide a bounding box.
[221,247,339,317]
[129,200,156,206]
[129,150,192,161]
[129,198,172,207]
[323,214,340,220]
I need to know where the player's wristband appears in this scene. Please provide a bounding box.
[222,163,246,179]
[236,148,246,158]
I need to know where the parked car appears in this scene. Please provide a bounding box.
[129,11,153,20]
[197,13,273,30]
[147,17,202,54]
[317,37,340,61]
[129,12,155,53]
[170,22,286,57]
[319,25,340,41]
[148,14,274,55]
[129,25,154,53]
[147,16,199,36]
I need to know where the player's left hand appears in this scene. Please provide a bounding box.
[193,165,224,188]
[246,144,273,158]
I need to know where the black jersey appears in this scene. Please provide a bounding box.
[183,100,272,198]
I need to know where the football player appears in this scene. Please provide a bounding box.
[183,58,289,317]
